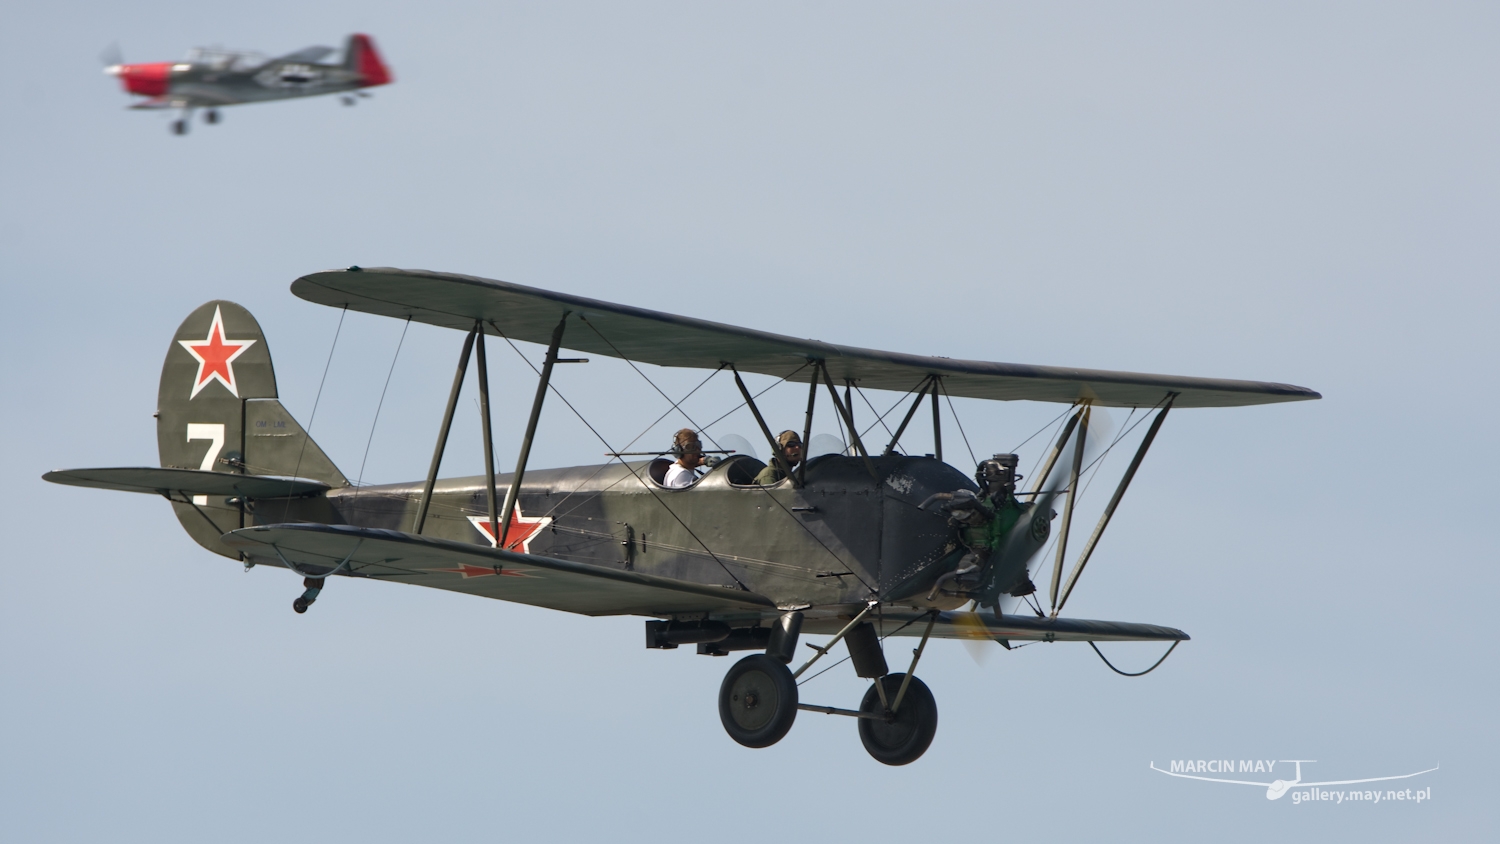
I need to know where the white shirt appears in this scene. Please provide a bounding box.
[663,463,700,488]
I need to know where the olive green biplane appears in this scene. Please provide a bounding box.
[45,268,1319,765]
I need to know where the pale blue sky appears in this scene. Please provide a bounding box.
[2,3,1496,841]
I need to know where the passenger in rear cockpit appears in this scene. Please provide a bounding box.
[663,428,705,488]
[754,430,803,485]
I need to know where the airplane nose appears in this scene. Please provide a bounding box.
[110,62,172,96]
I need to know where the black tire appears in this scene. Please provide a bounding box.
[857,674,938,766]
[204,109,219,124]
[171,120,187,135]
[718,653,798,748]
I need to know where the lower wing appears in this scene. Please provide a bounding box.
[222,523,777,618]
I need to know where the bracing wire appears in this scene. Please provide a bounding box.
[571,318,873,590]
[1024,404,1076,489]
[491,328,752,592]
[288,306,346,492]
[532,364,725,521]
[578,316,734,451]
[938,379,978,466]
[694,363,811,433]
[853,378,931,447]
[1012,405,1074,456]
[352,317,410,496]
[852,383,898,441]
[1089,640,1180,677]
[797,614,924,687]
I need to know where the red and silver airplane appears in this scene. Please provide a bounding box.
[104,34,392,135]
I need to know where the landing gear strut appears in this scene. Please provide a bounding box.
[789,606,943,765]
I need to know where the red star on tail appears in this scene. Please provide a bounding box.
[178,306,255,398]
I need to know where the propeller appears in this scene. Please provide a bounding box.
[946,405,1117,658]
[953,601,995,665]
[100,42,125,77]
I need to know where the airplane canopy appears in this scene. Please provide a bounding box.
[291,267,1320,409]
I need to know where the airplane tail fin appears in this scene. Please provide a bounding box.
[343,33,392,86]
[158,301,347,558]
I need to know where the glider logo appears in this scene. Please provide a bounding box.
[178,306,255,399]
[468,510,553,554]
[1151,759,1438,803]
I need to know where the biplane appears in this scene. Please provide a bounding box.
[45,268,1319,765]
[103,34,391,135]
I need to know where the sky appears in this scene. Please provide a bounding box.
[2,2,1496,841]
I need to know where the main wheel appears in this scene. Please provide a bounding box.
[718,653,798,748]
[171,119,188,135]
[204,109,219,124]
[857,674,938,766]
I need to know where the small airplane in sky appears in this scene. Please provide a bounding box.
[103,34,392,135]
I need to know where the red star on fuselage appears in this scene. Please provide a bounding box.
[467,510,553,554]
[178,306,255,398]
[431,562,533,579]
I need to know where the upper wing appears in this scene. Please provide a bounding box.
[862,609,1190,643]
[276,45,336,63]
[291,267,1320,408]
[43,467,328,498]
[222,523,778,617]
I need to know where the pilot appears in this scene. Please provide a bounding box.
[663,428,706,488]
[754,430,804,485]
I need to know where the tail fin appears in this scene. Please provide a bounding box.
[342,33,392,86]
[159,301,347,558]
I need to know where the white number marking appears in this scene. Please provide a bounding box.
[186,423,225,505]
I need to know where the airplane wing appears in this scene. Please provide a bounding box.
[291,267,1320,408]
[44,467,328,498]
[859,609,1189,643]
[276,45,335,63]
[127,97,180,110]
[221,523,779,617]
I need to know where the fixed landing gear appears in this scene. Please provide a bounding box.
[341,95,357,106]
[718,654,798,748]
[857,674,938,766]
[204,109,219,125]
[701,608,940,763]
[172,119,188,135]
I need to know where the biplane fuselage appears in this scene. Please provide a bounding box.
[233,453,977,619]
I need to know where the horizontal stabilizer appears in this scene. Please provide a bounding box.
[864,609,1189,643]
[43,467,328,499]
[222,523,777,617]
